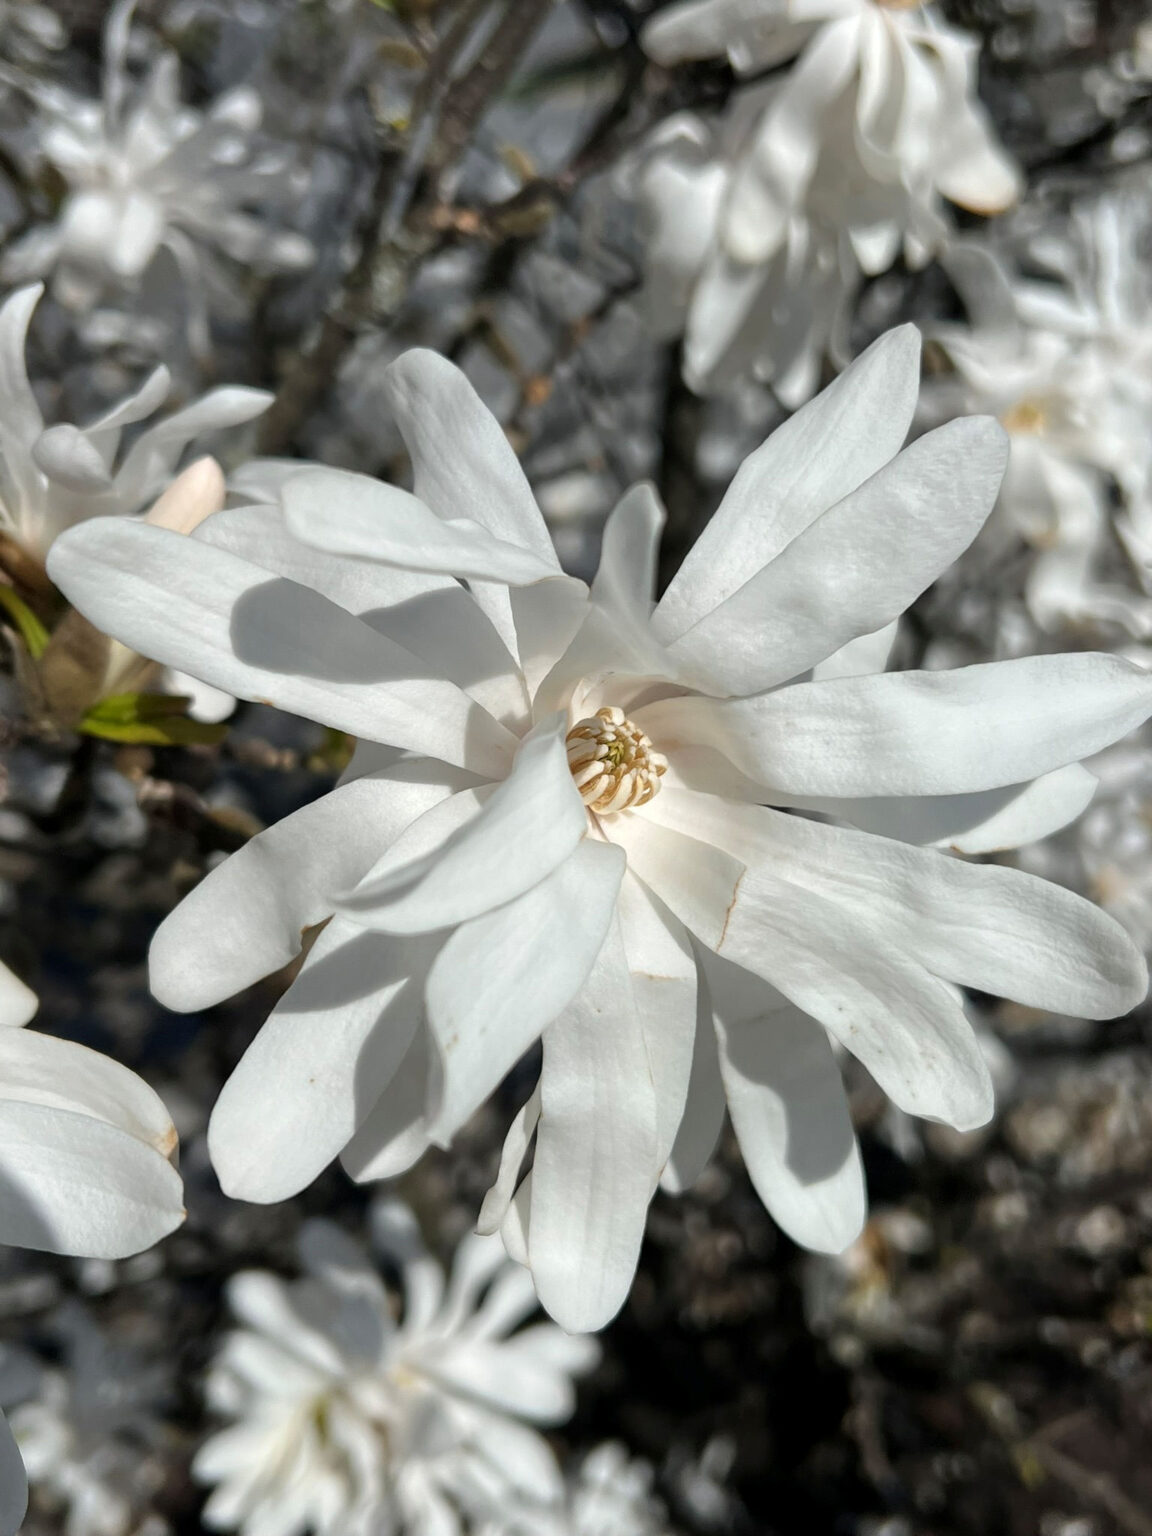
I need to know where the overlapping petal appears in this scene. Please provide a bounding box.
[47,520,518,775]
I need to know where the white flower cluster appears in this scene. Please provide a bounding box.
[637,0,1022,403]
[1,0,312,353]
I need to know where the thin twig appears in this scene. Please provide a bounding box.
[257,0,557,455]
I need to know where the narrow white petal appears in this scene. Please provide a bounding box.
[592,483,665,618]
[426,841,626,1144]
[342,717,587,933]
[653,325,923,641]
[207,918,433,1203]
[284,468,557,585]
[622,808,991,1129]
[806,765,1099,853]
[0,1028,176,1155]
[706,954,865,1253]
[660,966,726,1194]
[340,1024,438,1184]
[617,873,697,1171]
[529,920,659,1332]
[195,503,454,617]
[667,417,1008,694]
[655,793,1147,1022]
[637,655,1152,798]
[382,349,558,567]
[477,1086,541,1236]
[0,1102,184,1258]
[47,521,518,776]
[151,763,466,1011]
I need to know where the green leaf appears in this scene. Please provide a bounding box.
[0,586,50,659]
[79,692,228,746]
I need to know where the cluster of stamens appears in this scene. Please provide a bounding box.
[565,706,668,814]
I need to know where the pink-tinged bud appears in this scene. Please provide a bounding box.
[142,457,227,536]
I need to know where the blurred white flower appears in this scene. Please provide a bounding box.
[482,1442,670,1536]
[195,1202,598,1536]
[0,0,313,350]
[48,327,1151,1331]
[634,103,858,405]
[0,284,270,573]
[924,197,1152,640]
[1019,732,1152,955]
[0,0,65,64]
[638,0,1021,400]
[7,1304,172,1536]
[0,968,184,1535]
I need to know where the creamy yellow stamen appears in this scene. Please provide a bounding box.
[565,706,668,814]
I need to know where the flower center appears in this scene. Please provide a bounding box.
[1000,399,1048,435]
[565,707,667,814]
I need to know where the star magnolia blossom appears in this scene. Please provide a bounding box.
[637,0,1021,401]
[924,201,1152,641]
[0,0,312,336]
[0,961,185,1535]
[48,327,1152,1332]
[0,284,270,573]
[0,282,269,720]
[194,1203,598,1536]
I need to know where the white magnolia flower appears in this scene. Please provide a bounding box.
[195,1202,598,1536]
[635,104,860,405]
[48,327,1152,1332]
[8,1303,172,1536]
[0,284,270,574]
[0,963,184,1535]
[637,0,1021,400]
[482,1442,670,1536]
[0,0,313,345]
[925,199,1152,640]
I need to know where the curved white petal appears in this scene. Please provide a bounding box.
[0,1027,176,1155]
[342,718,587,934]
[529,920,659,1332]
[0,1100,184,1258]
[284,469,557,586]
[592,483,665,619]
[809,765,1099,853]
[382,349,558,567]
[660,966,726,1194]
[705,954,865,1253]
[653,325,923,640]
[47,521,518,776]
[151,763,468,1011]
[426,840,626,1144]
[194,503,453,617]
[618,812,991,1128]
[655,793,1147,1022]
[617,874,697,1173]
[340,1024,439,1184]
[207,918,433,1203]
[637,654,1152,797]
[667,416,1008,694]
